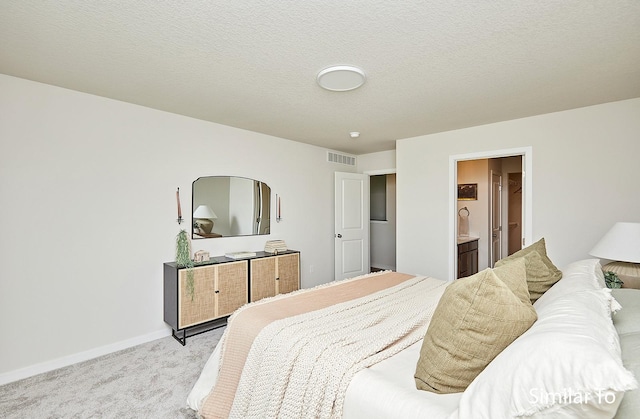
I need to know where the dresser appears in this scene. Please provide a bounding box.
[164,250,300,344]
[250,253,300,301]
[457,237,479,279]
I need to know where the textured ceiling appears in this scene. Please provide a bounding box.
[1,1,639,154]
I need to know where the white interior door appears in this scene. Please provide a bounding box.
[335,172,370,281]
[490,171,502,266]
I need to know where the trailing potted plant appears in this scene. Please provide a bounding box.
[176,229,195,301]
[604,271,624,289]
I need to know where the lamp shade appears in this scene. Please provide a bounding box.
[193,205,218,219]
[589,222,640,263]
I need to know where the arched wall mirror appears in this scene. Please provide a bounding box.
[192,176,271,239]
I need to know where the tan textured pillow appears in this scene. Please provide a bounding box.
[414,258,537,394]
[495,238,562,303]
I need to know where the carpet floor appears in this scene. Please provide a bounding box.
[0,327,225,419]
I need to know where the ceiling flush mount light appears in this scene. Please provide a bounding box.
[349,131,360,138]
[317,65,366,92]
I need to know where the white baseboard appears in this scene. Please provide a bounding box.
[0,328,171,386]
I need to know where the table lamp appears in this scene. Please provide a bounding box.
[589,222,640,288]
[193,205,218,234]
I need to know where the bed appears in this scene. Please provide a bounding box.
[187,239,639,419]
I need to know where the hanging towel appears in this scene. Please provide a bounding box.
[458,207,470,237]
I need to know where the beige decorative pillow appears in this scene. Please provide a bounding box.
[414,258,537,394]
[495,238,562,303]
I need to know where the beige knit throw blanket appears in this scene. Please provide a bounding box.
[202,271,417,418]
[228,275,449,419]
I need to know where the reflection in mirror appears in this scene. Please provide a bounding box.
[192,176,271,239]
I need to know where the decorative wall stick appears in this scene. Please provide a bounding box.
[276,194,282,222]
[176,187,183,224]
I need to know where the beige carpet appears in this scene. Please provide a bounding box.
[0,327,225,418]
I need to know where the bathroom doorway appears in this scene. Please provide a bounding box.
[449,147,532,280]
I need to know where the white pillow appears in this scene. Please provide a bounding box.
[533,259,605,310]
[452,285,637,418]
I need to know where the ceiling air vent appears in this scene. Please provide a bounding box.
[327,151,356,166]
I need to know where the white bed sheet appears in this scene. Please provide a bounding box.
[187,339,461,418]
[187,342,223,412]
[343,340,461,419]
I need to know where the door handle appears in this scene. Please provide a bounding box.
[335,233,342,238]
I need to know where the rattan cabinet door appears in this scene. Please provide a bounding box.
[276,253,300,295]
[216,261,248,317]
[178,265,215,329]
[250,257,277,302]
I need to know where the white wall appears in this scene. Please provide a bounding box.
[228,176,254,235]
[0,74,354,381]
[357,150,396,173]
[397,98,640,280]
